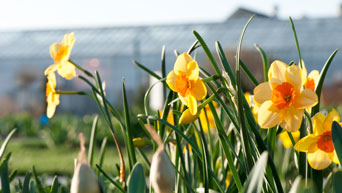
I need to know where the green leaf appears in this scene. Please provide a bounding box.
[49,176,59,193]
[333,170,342,193]
[254,44,269,82]
[332,121,342,163]
[311,49,338,115]
[240,59,259,86]
[122,78,137,169]
[235,15,255,171]
[215,41,236,86]
[9,169,17,183]
[193,30,221,76]
[32,166,46,193]
[0,157,10,193]
[98,137,108,168]
[289,17,303,69]
[22,172,31,193]
[88,115,99,166]
[96,164,126,193]
[0,129,16,161]
[242,151,268,193]
[134,60,162,80]
[127,163,146,193]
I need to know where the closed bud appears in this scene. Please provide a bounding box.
[150,147,175,193]
[133,137,152,147]
[71,133,101,193]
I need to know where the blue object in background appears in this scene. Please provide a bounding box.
[40,114,49,125]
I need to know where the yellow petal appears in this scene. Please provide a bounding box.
[294,89,318,109]
[328,151,340,164]
[258,100,280,128]
[312,112,326,135]
[174,53,193,75]
[279,131,293,148]
[253,82,272,106]
[323,109,340,132]
[268,60,287,89]
[199,110,209,133]
[166,70,178,92]
[57,61,76,80]
[47,102,56,118]
[62,32,75,46]
[279,107,304,132]
[308,70,320,84]
[178,94,188,106]
[308,150,332,170]
[189,79,207,100]
[187,94,197,115]
[244,92,251,106]
[300,60,307,82]
[186,61,199,80]
[44,64,59,76]
[179,109,198,124]
[285,65,302,90]
[294,134,318,152]
[50,43,63,59]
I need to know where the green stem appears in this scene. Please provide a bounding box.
[289,17,303,69]
[69,59,95,78]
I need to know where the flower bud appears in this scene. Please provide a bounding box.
[71,133,101,193]
[70,163,101,193]
[150,147,175,193]
[133,137,152,147]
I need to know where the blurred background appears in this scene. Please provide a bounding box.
[0,0,342,175]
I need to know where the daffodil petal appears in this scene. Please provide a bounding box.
[301,60,307,82]
[174,53,193,75]
[179,109,198,124]
[258,100,280,128]
[187,61,199,80]
[187,94,197,115]
[199,110,208,133]
[190,79,207,100]
[268,60,287,89]
[47,102,56,118]
[294,89,318,109]
[279,108,304,132]
[308,70,320,84]
[279,131,294,148]
[57,61,76,80]
[323,109,340,132]
[328,151,340,164]
[308,150,332,170]
[50,43,63,59]
[178,94,188,106]
[285,65,302,90]
[312,112,326,135]
[44,64,59,76]
[62,32,75,46]
[253,82,272,106]
[166,70,178,92]
[294,134,318,152]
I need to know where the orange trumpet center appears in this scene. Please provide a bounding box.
[175,74,191,97]
[305,78,315,91]
[317,131,334,153]
[272,82,295,109]
[54,45,68,63]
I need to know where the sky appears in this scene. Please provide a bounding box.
[0,0,341,31]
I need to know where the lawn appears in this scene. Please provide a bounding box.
[5,137,149,176]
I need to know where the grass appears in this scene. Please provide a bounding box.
[5,137,150,176]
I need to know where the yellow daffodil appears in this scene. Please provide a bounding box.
[179,102,218,129]
[46,73,60,118]
[294,109,341,170]
[244,92,259,122]
[45,32,76,80]
[279,131,300,148]
[199,101,218,133]
[166,53,207,115]
[300,61,320,113]
[159,109,174,132]
[301,61,320,92]
[253,60,318,132]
